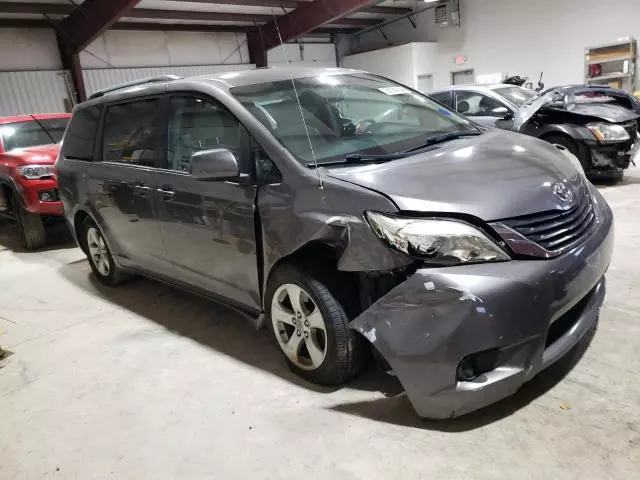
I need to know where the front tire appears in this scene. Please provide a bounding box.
[266,264,366,386]
[544,134,589,171]
[80,218,127,286]
[10,196,45,250]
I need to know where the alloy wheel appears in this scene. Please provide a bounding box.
[271,283,328,370]
[86,227,110,277]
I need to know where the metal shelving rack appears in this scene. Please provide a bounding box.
[584,38,636,92]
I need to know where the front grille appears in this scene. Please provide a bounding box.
[501,194,596,254]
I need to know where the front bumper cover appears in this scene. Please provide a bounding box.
[588,138,640,171]
[349,192,613,419]
[16,177,63,215]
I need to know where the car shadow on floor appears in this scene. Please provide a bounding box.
[58,261,404,398]
[328,327,595,432]
[0,219,75,253]
[58,260,594,431]
[592,174,640,189]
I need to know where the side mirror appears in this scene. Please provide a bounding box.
[492,106,509,115]
[190,148,239,181]
[502,111,515,120]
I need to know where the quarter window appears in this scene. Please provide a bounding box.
[63,106,101,160]
[167,96,241,173]
[251,137,280,184]
[102,99,161,166]
[430,91,454,109]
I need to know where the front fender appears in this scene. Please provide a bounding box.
[257,175,413,307]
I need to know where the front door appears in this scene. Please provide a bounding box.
[92,97,165,271]
[454,90,514,128]
[152,94,260,310]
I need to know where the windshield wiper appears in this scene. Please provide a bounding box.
[307,152,407,168]
[403,131,482,153]
[29,115,56,144]
[307,131,483,168]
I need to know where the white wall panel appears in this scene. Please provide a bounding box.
[340,0,640,89]
[80,30,250,69]
[82,64,255,97]
[0,28,62,71]
[0,71,71,116]
[343,43,417,88]
[268,43,336,67]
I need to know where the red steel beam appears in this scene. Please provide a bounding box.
[0,18,356,36]
[257,0,372,49]
[59,0,143,52]
[168,0,413,16]
[248,0,372,66]
[0,2,380,29]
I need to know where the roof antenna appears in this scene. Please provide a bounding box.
[272,13,323,189]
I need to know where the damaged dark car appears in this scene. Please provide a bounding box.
[430,84,639,180]
[56,68,613,419]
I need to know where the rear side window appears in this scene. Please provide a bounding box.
[102,99,161,166]
[62,106,101,160]
[430,91,454,109]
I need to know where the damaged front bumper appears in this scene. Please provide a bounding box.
[349,194,614,419]
[588,137,640,174]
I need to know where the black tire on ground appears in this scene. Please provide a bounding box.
[265,264,368,386]
[80,217,128,287]
[10,195,46,250]
[543,134,589,171]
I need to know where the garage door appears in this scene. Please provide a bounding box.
[0,70,73,116]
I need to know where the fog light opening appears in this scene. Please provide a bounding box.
[456,358,478,382]
[38,189,58,202]
[456,348,500,382]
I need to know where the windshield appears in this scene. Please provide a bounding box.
[231,73,478,165]
[0,118,68,151]
[491,86,535,107]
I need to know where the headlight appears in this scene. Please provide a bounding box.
[587,123,630,143]
[16,165,54,180]
[365,212,510,266]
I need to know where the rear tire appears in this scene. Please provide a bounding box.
[80,218,128,286]
[10,195,45,250]
[266,264,367,386]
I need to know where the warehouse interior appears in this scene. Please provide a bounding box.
[1,0,640,478]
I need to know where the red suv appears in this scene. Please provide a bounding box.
[0,114,70,249]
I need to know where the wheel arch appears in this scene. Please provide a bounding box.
[0,175,23,211]
[538,124,583,142]
[73,209,92,253]
[264,241,359,310]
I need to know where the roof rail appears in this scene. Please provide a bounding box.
[88,75,182,100]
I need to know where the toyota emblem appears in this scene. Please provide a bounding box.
[552,182,574,203]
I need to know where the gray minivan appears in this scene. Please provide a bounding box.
[56,68,613,419]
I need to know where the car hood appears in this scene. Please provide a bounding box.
[560,102,639,123]
[514,92,639,129]
[2,144,60,165]
[322,129,583,221]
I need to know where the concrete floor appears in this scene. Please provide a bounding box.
[1,175,640,480]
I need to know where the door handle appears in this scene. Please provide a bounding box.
[131,184,151,197]
[156,186,175,201]
[129,181,150,191]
